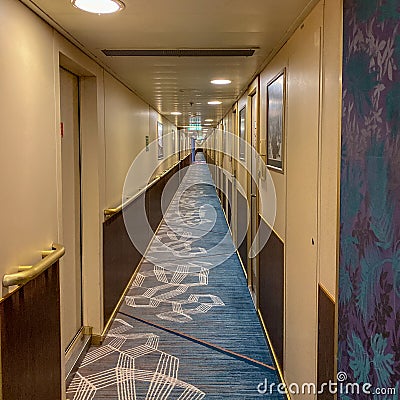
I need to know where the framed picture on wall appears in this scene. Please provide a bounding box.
[266,69,286,172]
[239,106,246,161]
[157,121,163,160]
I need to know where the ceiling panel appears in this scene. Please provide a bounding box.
[23,0,318,128]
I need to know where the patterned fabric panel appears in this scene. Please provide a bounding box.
[339,1,400,398]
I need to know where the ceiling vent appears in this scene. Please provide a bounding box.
[102,49,256,57]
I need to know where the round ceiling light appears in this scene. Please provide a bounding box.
[208,101,222,105]
[71,0,125,14]
[211,79,232,85]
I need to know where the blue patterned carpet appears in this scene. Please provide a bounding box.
[67,153,285,399]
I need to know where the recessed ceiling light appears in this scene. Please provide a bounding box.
[208,101,222,105]
[211,79,232,85]
[204,123,212,126]
[71,0,125,14]
[170,112,182,115]
[205,119,214,122]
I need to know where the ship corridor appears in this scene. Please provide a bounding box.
[66,152,284,399]
[1,0,399,399]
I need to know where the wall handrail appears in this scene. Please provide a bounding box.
[103,176,161,218]
[104,159,182,219]
[2,243,65,287]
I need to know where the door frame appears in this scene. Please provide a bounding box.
[231,107,238,244]
[55,50,105,388]
[283,6,323,391]
[59,66,84,353]
[247,78,260,307]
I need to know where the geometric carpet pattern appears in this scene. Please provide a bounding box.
[67,153,286,399]
[125,266,225,324]
[67,319,205,400]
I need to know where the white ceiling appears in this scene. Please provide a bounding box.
[22,0,317,127]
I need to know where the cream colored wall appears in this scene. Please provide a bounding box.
[160,116,179,168]
[319,0,342,299]
[285,4,323,397]
[261,1,341,396]
[104,76,180,209]
[150,107,159,174]
[236,95,248,193]
[229,107,239,244]
[0,0,58,296]
[104,72,151,207]
[222,116,232,177]
[0,0,178,352]
[0,0,107,341]
[259,51,288,240]
[226,0,341,293]
[215,0,341,395]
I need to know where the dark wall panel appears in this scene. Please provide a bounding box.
[258,218,284,369]
[237,190,248,271]
[0,263,62,400]
[227,179,232,225]
[103,198,146,323]
[103,156,190,325]
[317,286,335,400]
[161,165,180,208]
[221,173,227,213]
[146,179,163,232]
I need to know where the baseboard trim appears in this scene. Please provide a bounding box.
[91,334,102,346]
[65,327,92,385]
[257,309,291,400]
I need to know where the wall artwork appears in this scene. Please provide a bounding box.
[157,121,163,160]
[266,69,286,172]
[339,1,400,398]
